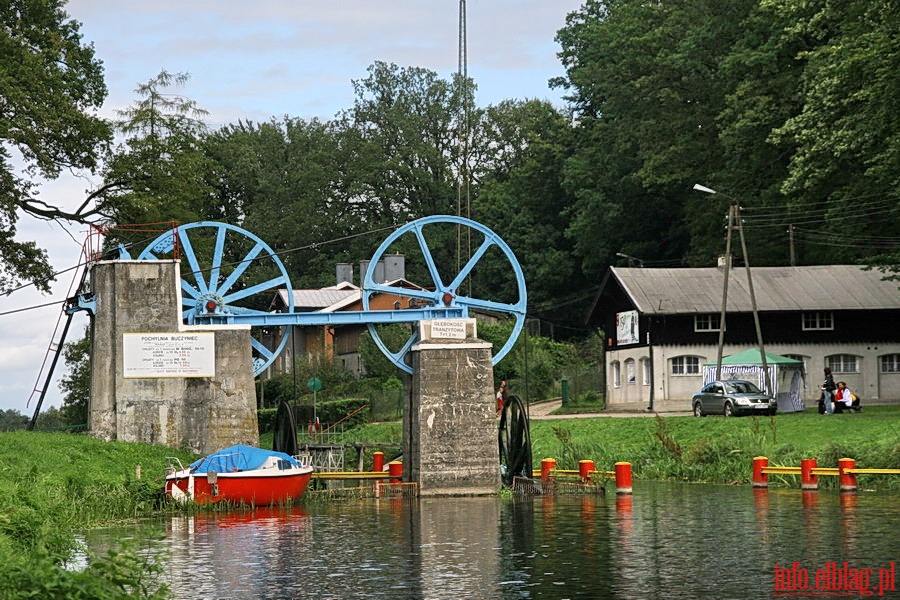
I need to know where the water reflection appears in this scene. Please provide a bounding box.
[81,482,900,599]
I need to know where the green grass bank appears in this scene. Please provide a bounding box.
[340,406,900,491]
[0,432,195,598]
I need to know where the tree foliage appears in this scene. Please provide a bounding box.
[0,0,111,292]
[58,329,91,427]
[554,0,900,273]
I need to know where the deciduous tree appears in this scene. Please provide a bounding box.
[1,0,112,292]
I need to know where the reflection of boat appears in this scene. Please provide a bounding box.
[165,445,314,505]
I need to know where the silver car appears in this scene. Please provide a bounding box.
[692,379,777,417]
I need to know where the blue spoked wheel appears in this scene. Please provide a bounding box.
[362,215,527,374]
[138,222,294,376]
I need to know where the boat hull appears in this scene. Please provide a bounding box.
[165,467,313,506]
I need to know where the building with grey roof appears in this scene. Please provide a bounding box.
[588,265,900,411]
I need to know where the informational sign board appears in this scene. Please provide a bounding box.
[430,319,468,340]
[123,332,215,378]
[616,310,640,345]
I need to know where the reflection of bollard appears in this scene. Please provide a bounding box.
[801,458,818,490]
[388,460,402,483]
[802,489,819,509]
[614,462,632,495]
[579,459,595,483]
[838,458,857,492]
[541,458,556,483]
[839,490,858,509]
[752,456,769,488]
[373,451,385,472]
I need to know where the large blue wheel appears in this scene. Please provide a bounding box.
[362,215,527,374]
[138,222,293,376]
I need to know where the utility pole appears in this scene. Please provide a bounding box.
[787,224,796,266]
[735,203,772,395]
[716,205,734,381]
[693,184,772,395]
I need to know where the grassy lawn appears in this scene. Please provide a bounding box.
[310,405,900,490]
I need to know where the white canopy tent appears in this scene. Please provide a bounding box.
[704,349,807,413]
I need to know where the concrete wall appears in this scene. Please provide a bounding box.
[407,319,498,495]
[90,260,258,454]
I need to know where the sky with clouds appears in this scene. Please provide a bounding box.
[0,0,585,415]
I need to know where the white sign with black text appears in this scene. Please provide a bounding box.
[123,332,216,378]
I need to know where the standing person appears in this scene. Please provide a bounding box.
[496,380,508,416]
[820,367,836,415]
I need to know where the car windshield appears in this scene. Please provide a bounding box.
[726,381,762,394]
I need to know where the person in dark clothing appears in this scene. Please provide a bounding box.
[819,367,836,415]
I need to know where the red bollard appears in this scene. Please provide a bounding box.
[372,451,385,472]
[614,462,632,495]
[388,460,403,483]
[579,459,595,483]
[801,458,818,490]
[541,458,557,483]
[838,457,857,492]
[752,456,769,488]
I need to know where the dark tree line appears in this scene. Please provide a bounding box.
[3,1,898,421]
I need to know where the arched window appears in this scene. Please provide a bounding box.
[611,361,621,388]
[625,359,636,384]
[640,358,650,386]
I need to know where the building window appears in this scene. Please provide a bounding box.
[625,359,636,384]
[694,314,721,332]
[640,358,650,386]
[802,311,833,330]
[612,361,621,388]
[827,354,858,373]
[672,356,700,375]
[881,354,900,373]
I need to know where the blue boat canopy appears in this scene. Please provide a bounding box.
[189,445,300,474]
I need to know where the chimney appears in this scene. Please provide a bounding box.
[359,260,386,285]
[336,263,353,285]
[384,254,405,282]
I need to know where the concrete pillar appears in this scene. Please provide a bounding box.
[407,319,498,496]
[89,260,259,454]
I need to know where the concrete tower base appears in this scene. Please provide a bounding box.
[89,260,258,454]
[407,319,499,496]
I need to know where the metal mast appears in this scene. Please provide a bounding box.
[456,0,472,287]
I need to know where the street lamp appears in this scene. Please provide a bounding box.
[692,183,772,397]
[615,252,644,267]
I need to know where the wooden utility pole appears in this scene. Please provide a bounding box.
[735,204,772,395]
[788,224,796,266]
[695,183,772,395]
[715,205,734,381]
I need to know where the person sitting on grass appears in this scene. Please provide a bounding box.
[833,381,860,413]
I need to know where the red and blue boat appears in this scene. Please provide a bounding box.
[165,445,314,506]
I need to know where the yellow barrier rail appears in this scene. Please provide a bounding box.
[530,468,616,480]
[312,471,391,480]
[762,466,900,476]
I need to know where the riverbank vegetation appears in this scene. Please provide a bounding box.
[338,406,900,491]
[0,432,194,598]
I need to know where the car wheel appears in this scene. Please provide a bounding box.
[693,403,704,417]
[723,401,734,417]
[767,408,777,416]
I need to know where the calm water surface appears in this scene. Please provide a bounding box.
[83,481,899,599]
